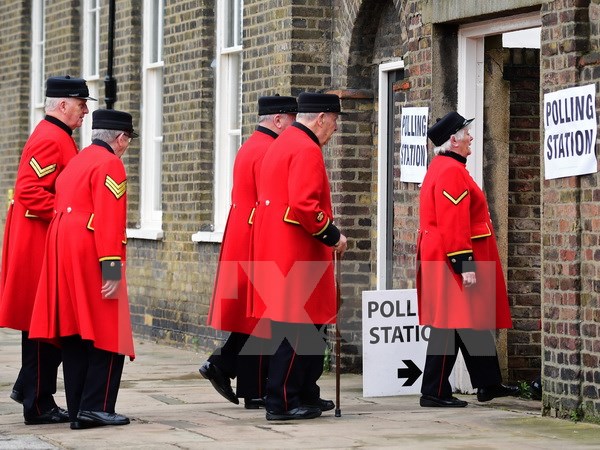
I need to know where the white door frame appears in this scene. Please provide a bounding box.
[453,11,542,392]
[458,11,542,187]
[376,60,405,290]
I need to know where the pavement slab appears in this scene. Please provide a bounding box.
[1,328,599,449]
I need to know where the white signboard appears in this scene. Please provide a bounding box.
[362,289,429,397]
[543,84,598,180]
[399,107,429,183]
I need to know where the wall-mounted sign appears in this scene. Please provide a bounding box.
[543,84,598,180]
[399,107,429,183]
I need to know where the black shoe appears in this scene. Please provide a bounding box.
[302,398,335,412]
[477,384,520,402]
[76,410,130,427]
[244,397,266,409]
[420,394,468,408]
[199,361,239,405]
[10,389,23,404]
[24,406,70,425]
[266,406,322,421]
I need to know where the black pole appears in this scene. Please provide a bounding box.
[104,0,117,109]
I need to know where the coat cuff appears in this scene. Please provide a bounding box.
[447,251,475,274]
[101,259,122,281]
[315,222,341,247]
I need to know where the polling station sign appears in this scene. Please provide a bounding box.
[362,289,429,397]
[400,107,429,183]
[543,84,598,180]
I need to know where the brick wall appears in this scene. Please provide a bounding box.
[504,48,542,383]
[578,0,600,422]
[243,0,294,135]
[0,1,29,236]
[44,1,81,77]
[540,0,599,422]
[390,0,431,292]
[114,1,143,221]
[126,0,218,349]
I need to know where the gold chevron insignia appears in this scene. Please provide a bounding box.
[443,190,468,205]
[105,175,127,199]
[29,157,57,178]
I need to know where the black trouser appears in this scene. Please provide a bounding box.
[20,331,62,418]
[61,336,125,422]
[208,331,269,399]
[265,322,327,413]
[421,328,502,399]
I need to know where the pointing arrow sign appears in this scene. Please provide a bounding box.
[397,359,422,387]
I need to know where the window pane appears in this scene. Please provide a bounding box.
[225,0,242,48]
[90,10,98,75]
[34,0,45,103]
[149,0,163,63]
[228,52,241,129]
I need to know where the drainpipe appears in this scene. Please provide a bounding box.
[104,0,117,109]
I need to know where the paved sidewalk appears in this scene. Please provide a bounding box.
[1,328,599,449]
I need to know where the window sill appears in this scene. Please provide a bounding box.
[191,231,224,243]
[126,228,164,241]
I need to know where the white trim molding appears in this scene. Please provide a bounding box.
[376,59,405,290]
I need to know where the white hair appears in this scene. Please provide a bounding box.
[44,97,62,113]
[296,112,320,121]
[258,114,275,123]
[92,129,122,143]
[433,127,468,155]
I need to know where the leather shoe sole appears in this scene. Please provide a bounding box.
[10,389,23,404]
[76,410,130,427]
[199,361,239,405]
[302,398,335,412]
[244,397,266,409]
[477,384,520,402]
[266,406,322,421]
[24,407,70,425]
[420,395,468,408]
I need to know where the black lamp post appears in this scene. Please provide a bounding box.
[104,0,117,109]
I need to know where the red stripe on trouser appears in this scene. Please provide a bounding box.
[282,333,300,411]
[437,333,450,398]
[103,355,114,411]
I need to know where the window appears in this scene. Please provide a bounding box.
[29,0,45,130]
[81,0,101,147]
[128,0,164,240]
[193,0,242,243]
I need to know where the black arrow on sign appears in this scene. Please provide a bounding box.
[397,359,422,387]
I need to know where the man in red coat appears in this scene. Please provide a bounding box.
[251,92,348,421]
[0,76,95,424]
[29,109,136,429]
[416,111,519,408]
[201,95,298,408]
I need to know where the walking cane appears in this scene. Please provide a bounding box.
[334,251,342,417]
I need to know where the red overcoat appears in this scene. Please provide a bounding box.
[416,153,512,330]
[29,142,134,358]
[0,118,78,331]
[207,127,274,338]
[250,124,337,325]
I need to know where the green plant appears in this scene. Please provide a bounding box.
[569,407,584,422]
[517,380,532,399]
[323,345,331,372]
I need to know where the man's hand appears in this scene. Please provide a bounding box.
[334,234,348,256]
[462,271,476,288]
[101,279,121,299]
